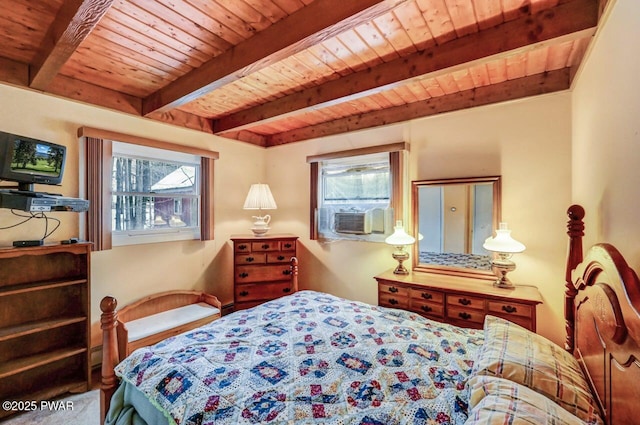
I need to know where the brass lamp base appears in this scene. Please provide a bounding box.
[392,249,410,275]
[490,255,517,288]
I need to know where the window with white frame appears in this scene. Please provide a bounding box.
[308,143,408,242]
[80,127,217,252]
[111,142,201,246]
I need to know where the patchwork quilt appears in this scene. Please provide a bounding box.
[114,290,483,424]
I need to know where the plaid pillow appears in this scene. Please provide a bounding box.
[472,315,602,424]
[466,375,600,425]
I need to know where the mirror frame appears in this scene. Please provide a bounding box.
[411,176,501,280]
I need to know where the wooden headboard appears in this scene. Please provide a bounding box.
[565,205,640,425]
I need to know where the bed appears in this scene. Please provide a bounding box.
[99,204,640,425]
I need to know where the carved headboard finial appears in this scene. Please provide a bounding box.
[567,204,585,223]
[566,204,585,275]
[565,204,585,352]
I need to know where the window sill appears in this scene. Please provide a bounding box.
[112,228,200,246]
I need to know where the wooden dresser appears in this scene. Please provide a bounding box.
[375,270,542,331]
[231,234,298,311]
[0,243,91,418]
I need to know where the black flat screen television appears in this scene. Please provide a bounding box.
[0,130,66,191]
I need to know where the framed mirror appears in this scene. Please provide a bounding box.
[411,176,501,279]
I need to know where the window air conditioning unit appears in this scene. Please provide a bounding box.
[334,211,372,234]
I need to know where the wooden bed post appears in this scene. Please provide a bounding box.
[100,296,120,425]
[291,256,299,292]
[565,204,585,352]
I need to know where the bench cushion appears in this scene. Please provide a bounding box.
[126,302,220,342]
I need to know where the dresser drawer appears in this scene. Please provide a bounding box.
[235,253,267,265]
[252,241,279,251]
[410,288,444,304]
[411,300,444,318]
[378,283,410,297]
[501,314,535,331]
[447,294,484,310]
[267,253,292,263]
[487,300,532,319]
[447,306,485,325]
[379,293,409,309]
[235,242,252,253]
[280,240,296,251]
[235,282,294,302]
[236,264,293,283]
[234,300,264,310]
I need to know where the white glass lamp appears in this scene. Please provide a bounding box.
[243,183,277,236]
[385,220,416,275]
[482,222,526,288]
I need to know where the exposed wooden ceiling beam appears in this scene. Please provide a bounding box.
[30,0,114,90]
[216,130,269,147]
[47,74,141,114]
[265,68,571,146]
[213,0,597,134]
[47,76,212,134]
[147,109,214,134]
[141,0,408,116]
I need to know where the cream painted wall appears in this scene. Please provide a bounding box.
[267,92,573,345]
[0,84,266,346]
[572,0,640,270]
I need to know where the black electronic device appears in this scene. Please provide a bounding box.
[0,191,89,212]
[0,130,66,191]
[13,240,44,247]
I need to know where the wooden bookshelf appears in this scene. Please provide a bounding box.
[0,243,91,418]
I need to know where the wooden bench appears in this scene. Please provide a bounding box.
[113,290,222,360]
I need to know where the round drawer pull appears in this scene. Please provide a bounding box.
[389,286,398,293]
[239,290,249,297]
[458,298,471,306]
[502,305,517,314]
[421,292,432,300]
[458,312,472,320]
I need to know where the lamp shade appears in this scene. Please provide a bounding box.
[385,221,416,246]
[243,184,277,210]
[483,222,525,253]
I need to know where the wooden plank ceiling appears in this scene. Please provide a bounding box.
[0,0,602,147]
